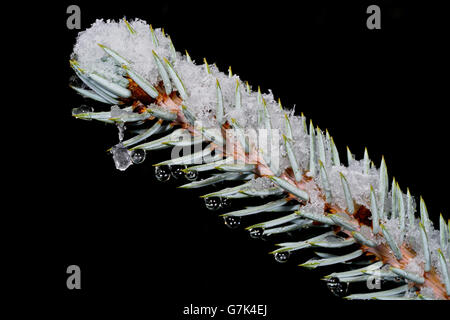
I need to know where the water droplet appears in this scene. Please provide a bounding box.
[170,165,185,179]
[204,197,221,211]
[72,105,93,116]
[224,216,241,229]
[220,197,231,209]
[154,166,171,182]
[326,277,348,297]
[274,251,290,263]
[184,170,198,181]
[130,149,146,164]
[249,227,264,239]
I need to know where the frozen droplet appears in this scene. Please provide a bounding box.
[170,165,185,179]
[72,105,93,116]
[154,166,171,182]
[224,216,241,229]
[184,170,198,181]
[220,197,231,209]
[249,227,264,239]
[130,149,146,164]
[274,251,290,263]
[204,197,221,211]
[116,122,126,142]
[110,143,132,171]
[326,277,348,297]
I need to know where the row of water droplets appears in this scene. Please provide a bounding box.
[72,105,351,298]
[128,152,371,298]
[195,175,351,296]
[155,166,296,265]
[154,165,198,182]
[202,193,293,265]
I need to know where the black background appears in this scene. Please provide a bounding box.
[10,0,450,317]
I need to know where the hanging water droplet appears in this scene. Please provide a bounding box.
[154,166,171,182]
[220,197,231,209]
[170,165,185,179]
[274,251,290,263]
[249,227,264,239]
[326,277,348,297]
[184,170,198,181]
[130,149,146,164]
[204,197,221,211]
[224,215,241,229]
[72,105,94,116]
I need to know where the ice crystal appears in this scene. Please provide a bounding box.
[110,143,131,171]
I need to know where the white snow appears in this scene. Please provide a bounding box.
[248,177,275,191]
